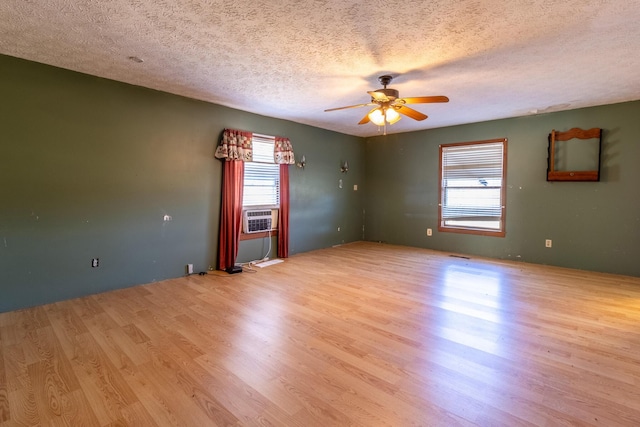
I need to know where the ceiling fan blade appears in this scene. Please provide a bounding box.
[358,108,377,125]
[397,105,428,121]
[367,91,389,102]
[401,96,449,104]
[324,103,373,112]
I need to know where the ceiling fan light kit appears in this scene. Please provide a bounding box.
[324,75,449,133]
[368,107,401,126]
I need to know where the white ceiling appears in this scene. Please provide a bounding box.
[1,0,639,137]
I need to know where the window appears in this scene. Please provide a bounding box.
[243,135,280,208]
[439,139,507,236]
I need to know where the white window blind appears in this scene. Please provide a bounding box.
[439,139,506,235]
[243,135,280,208]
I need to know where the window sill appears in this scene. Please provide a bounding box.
[438,226,505,237]
[240,230,279,241]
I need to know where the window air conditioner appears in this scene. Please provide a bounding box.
[243,209,274,233]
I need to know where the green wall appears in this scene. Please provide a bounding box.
[0,54,364,312]
[2,52,638,313]
[364,101,640,276]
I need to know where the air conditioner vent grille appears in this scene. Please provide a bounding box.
[247,210,271,217]
[243,209,275,233]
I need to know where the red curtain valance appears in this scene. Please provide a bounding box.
[274,137,295,165]
[214,129,253,161]
[215,129,295,164]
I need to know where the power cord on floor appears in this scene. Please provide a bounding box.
[239,229,273,273]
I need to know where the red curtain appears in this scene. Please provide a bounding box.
[218,160,244,270]
[278,163,290,258]
[216,130,292,268]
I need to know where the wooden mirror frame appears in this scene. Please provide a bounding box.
[547,127,602,181]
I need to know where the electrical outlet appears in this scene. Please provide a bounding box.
[187,264,194,275]
[545,239,552,248]
[353,184,358,191]
[427,228,433,236]
[91,258,99,268]
[337,227,341,232]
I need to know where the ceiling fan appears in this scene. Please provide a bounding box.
[325,75,449,131]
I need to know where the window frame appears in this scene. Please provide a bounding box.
[438,138,507,237]
[241,134,280,240]
[242,135,280,210]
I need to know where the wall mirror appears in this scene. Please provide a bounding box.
[547,127,602,181]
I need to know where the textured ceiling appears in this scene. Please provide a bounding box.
[1,0,639,137]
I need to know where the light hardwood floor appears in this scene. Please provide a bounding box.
[1,242,640,426]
